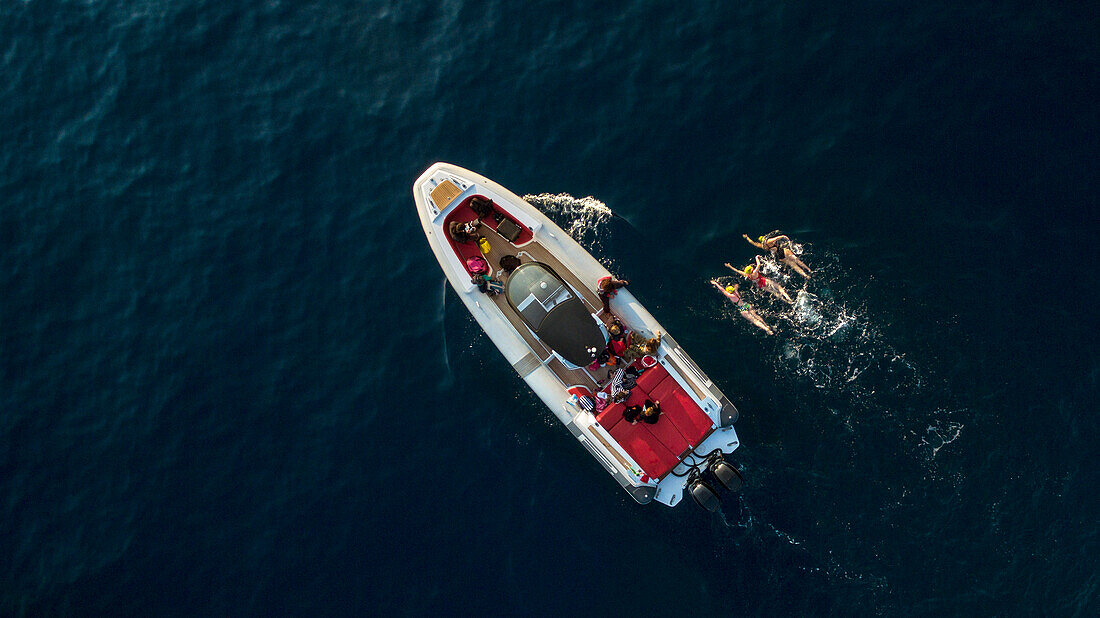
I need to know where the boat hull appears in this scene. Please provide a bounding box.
[413,162,739,506]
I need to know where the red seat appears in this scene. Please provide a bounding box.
[620,377,690,458]
[594,389,646,431]
[442,196,534,274]
[609,419,680,478]
[648,377,715,446]
[641,415,689,457]
[622,388,648,408]
[595,402,624,431]
[443,207,488,275]
[634,364,669,394]
[595,364,705,478]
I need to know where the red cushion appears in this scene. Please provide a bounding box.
[634,364,669,394]
[641,415,690,457]
[442,204,488,275]
[648,377,715,446]
[619,379,689,455]
[596,402,624,431]
[622,388,648,408]
[609,419,680,478]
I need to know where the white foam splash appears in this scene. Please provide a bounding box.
[522,192,613,243]
[715,247,966,477]
[920,419,965,457]
[793,291,824,327]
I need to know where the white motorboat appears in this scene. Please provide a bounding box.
[413,163,743,508]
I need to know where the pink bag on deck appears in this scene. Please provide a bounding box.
[466,256,488,274]
[593,391,609,412]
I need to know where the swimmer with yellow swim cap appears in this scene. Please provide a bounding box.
[725,256,795,304]
[742,231,813,278]
[710,278,774,335]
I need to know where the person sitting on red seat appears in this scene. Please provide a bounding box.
[448,219,481,244]
[624,399,661,424]
[639,399,661,424]
[470,196,495,220]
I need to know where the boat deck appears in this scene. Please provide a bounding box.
[442,194,717,480]
[445,198,604,391]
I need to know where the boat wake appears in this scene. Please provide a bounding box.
[699,244,969,610]
[713,246,966,469]
[523,192,613,247]
[436,277,455,391]
[714,490,891,604]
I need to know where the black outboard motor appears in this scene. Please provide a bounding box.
[687,471,721,512]
[708,454,744,492]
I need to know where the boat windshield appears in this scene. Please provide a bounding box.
[504,262,605,366]
[506,263,574,330]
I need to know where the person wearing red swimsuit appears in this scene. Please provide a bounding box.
[725,256,794,304]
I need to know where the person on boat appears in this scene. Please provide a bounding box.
[498,254,520,276]
[618,329,661,364]
[592,348,618,369]
[623,403,643,424]
[608,366,632,402]
[470,195,495,220]
[622,400,660,424]
[472,274,503,296]
[711,279,774,335]
[743,231,812,278]
[607,320,629,356]
[448,219,481,244]
[597,275,629,314]
[639,399,661,424]
[725,257,794,304]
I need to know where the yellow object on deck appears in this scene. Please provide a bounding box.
[478,237,491,255]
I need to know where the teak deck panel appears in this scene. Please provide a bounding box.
[429,179,463,210]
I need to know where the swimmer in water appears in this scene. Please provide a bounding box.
[711,279,774,335]
[725,256,795,304]
[743,232,812,278]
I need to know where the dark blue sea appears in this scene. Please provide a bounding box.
[2,1,1097,615]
